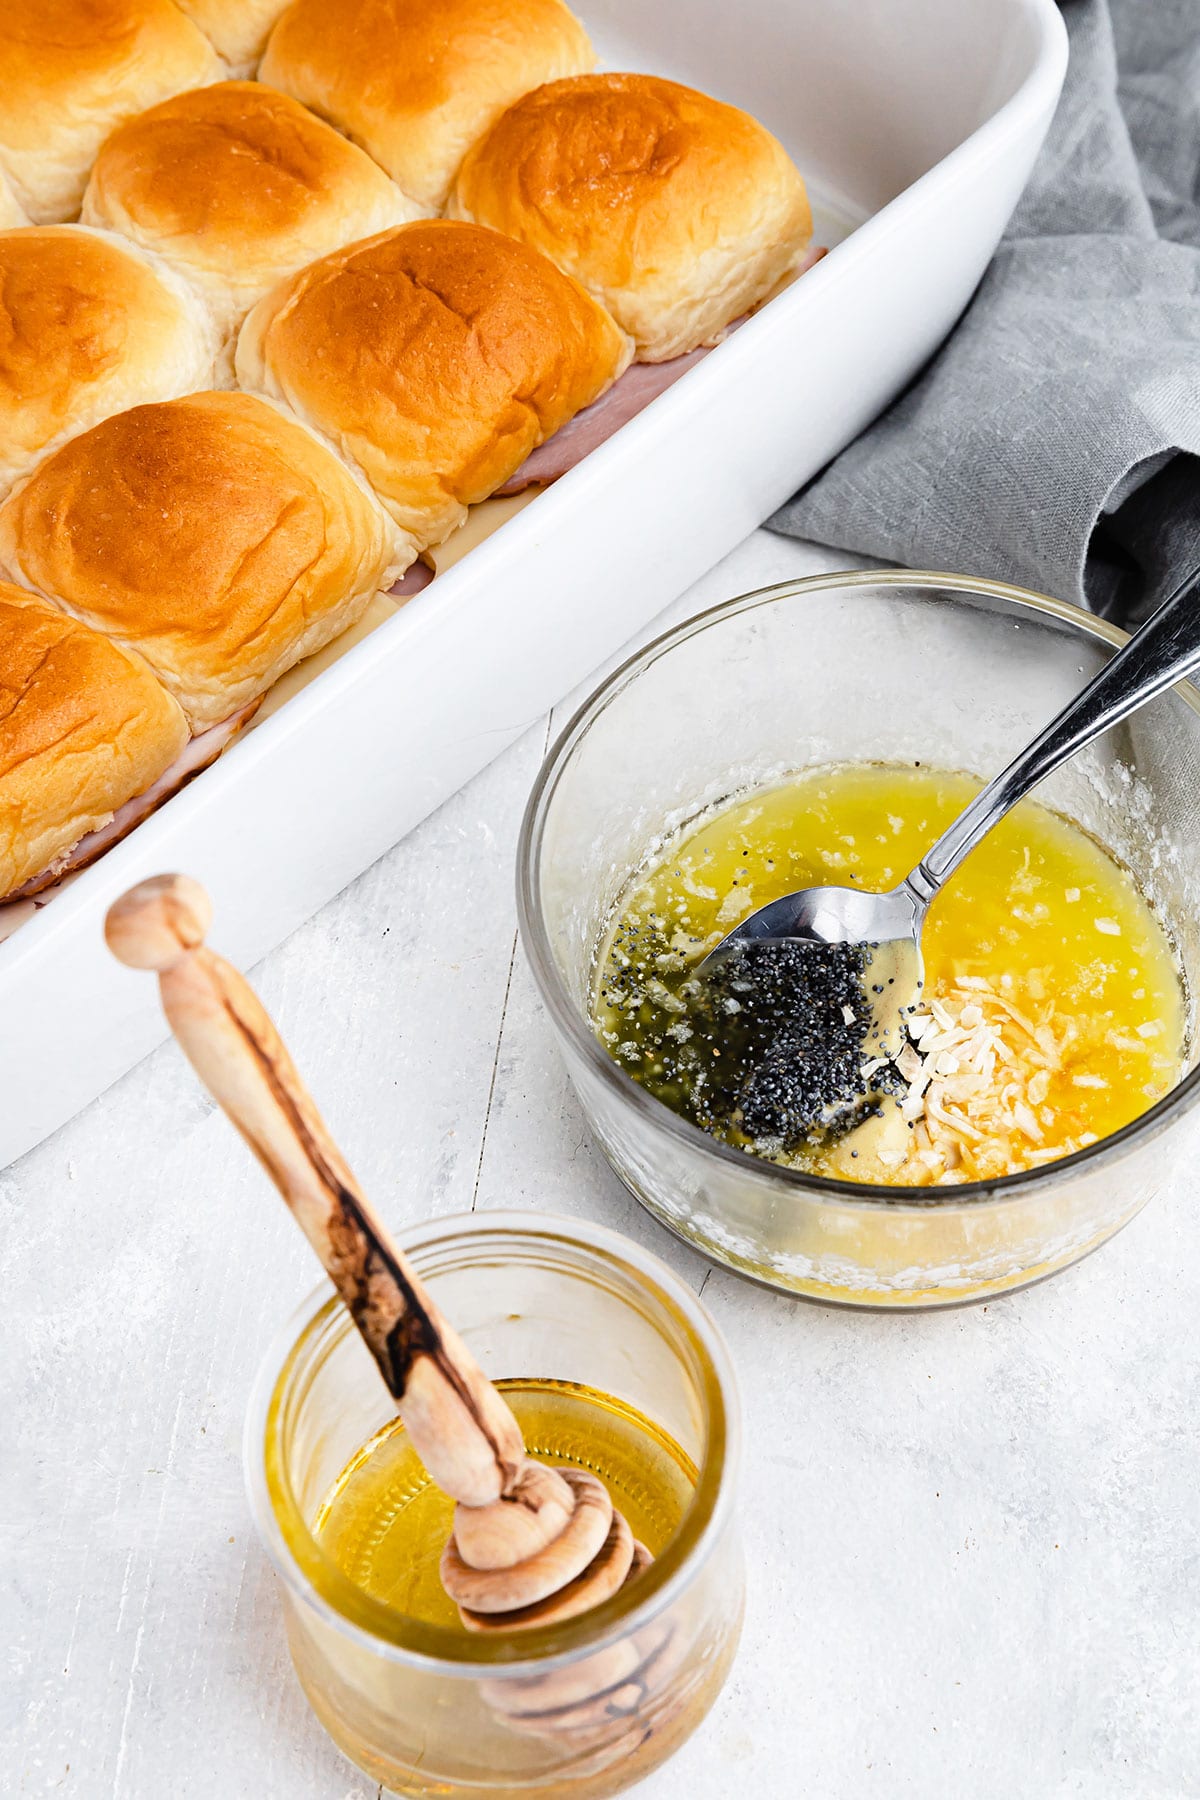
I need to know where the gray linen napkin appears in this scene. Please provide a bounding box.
[769,0,1200,626]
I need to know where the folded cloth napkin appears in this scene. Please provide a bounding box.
[769,0,1200,626]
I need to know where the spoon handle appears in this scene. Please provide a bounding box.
[908,565,1200,901]
[105,875,525,1509]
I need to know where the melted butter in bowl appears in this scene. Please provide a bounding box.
[593,764,1187,1188]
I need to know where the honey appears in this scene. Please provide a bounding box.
[315,1379,697,1632]
[595,763,1186,1185]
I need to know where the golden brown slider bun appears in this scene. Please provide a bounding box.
[0,225,220,501]
[236,219,632,545]
[0,391,408,731]
[259,0,594,210]
[0,583,187,900]
[0,0,222,224]
[175,0,290,76]
[82,82,425,368]
[450,74,814,362]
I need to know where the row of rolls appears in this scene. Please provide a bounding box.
[0,0,814,904]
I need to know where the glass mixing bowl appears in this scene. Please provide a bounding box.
[517,573,1200,1308]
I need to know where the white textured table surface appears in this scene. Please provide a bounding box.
[5,531,1199,1800]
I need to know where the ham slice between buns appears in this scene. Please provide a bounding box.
[9,701,258,900]
[497,248,826,494]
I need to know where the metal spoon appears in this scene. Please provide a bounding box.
[702,566,1200,1061]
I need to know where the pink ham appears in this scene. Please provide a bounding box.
[496,344,720,494]
[10,700,260,900]
[498,248,828,494]
[389,560,436,598]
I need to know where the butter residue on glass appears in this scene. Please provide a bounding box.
[594,764,1186,1188]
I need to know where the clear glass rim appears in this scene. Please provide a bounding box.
[516,568,1200,1212]
[244,1209,739,1674]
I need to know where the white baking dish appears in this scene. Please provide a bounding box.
[0,0,1066,1166]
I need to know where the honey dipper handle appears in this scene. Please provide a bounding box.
[106,875,524,1509]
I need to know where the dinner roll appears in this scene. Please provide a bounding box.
[0,584,188,900]
[174,0,290,76]
[0,392,409,730]
[83,83,424,369]
[450,74,813,361]
[0,225,219,501]
[236,220,632,546]
[0,0,222,224]
[259,0,594,210]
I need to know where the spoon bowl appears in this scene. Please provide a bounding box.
[699,879,927,1066]
[704,878,924,954]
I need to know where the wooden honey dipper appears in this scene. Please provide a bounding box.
[105,874,651,1638]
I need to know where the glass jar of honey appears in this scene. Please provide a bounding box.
[245,1211,743,1797]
